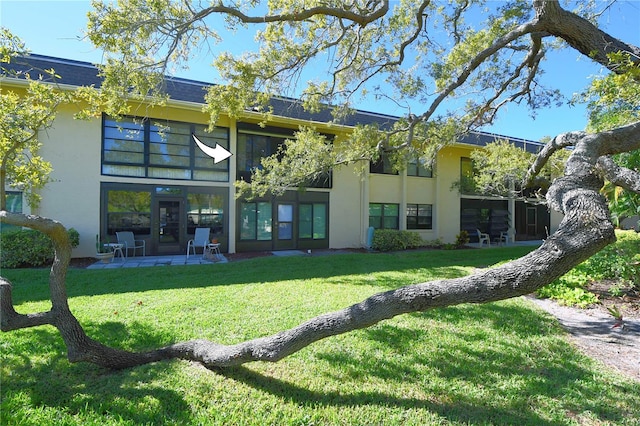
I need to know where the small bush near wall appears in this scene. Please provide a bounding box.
[0,228,80,268]
[371,229,425,252]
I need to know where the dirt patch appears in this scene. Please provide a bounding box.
[585,280,640,319]
[528,280,640,382]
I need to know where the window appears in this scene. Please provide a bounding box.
[370,153,398,175]
[240,202,272,241]
[2,192,23,232]
[187,193,225,235]
[407,204,433,229]
[299,203,327,239]
[102,116,229,181]
[407,158,432,177]
[236,133,285,182]
[460,157,476,194]
[369,203,399,229]
[106,190,151,235]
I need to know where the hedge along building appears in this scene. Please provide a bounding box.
[2,55,560,258]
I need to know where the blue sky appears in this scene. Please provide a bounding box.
[1,0,639,141]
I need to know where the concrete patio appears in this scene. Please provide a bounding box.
[87,253,228,269]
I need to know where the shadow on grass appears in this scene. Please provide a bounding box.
[218,365,559,425]
[1,324,194,425]
[220,302,639,425]
[3,301,639,425]
[4,247,535,304]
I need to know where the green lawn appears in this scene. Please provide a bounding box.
[1,248,639,425]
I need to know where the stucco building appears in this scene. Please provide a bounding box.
[2,55,559,258]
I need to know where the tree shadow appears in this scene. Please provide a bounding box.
[3,301,639,424]
[4,247,534,304]
[215,365,556,425]
[1,322,194,425]
[215,302,640,425]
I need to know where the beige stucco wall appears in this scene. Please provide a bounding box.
[35,105,103,257]
[328,164,366,249]
[14,79,559,257]
[434,145,468,243]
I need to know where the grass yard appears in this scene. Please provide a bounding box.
[1,247,639,425]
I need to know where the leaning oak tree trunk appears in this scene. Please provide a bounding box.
[2,123,639,370]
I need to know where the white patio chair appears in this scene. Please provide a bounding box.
[116,231,146,257]
[186,227,210,259]
[476,229,490,247]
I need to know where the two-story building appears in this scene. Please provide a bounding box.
[2,55,559,258]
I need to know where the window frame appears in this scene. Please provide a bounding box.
[102,115,230,182]
[406,203,433,230]
[299,202,327,240]
[407,157,433,178]
[369,203,400,230]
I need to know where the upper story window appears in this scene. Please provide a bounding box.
[102,116,230,181]
[237,127,332,188]
[407,158,433,177]
[236,132,285,182]
[459,157,477,194]
[370,153,398,175]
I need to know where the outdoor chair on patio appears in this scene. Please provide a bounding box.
[116,231,146,257]
[477,229,490,247]
[186,227,210,259]
[497,229,515,246]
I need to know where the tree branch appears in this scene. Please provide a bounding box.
[597,156,640,194]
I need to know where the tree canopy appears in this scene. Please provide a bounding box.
[1,0,640,371]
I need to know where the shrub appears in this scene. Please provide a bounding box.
[0,228,80,268]
[579,230,640,290]
[371,229,424,252]
[455,230,470,247]
[538,230,640,305]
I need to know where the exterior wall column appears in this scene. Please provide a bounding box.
[508,179,516,241]
[361,164,370,247]
[400,169,407,231]
[227,120,238,254]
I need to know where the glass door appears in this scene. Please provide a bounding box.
[274,202,296,250]
[156,198,184,254]
[526,207,537,237]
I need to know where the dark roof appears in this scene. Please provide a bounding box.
[3,54,396,128]
[458,131,544,154]
[3,54,543,149]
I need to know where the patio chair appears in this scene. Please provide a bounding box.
[476,229,490,247]
[186,227,210,259]
[498,229,515,246]
[116,231,146,257]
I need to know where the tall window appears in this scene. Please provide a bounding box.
[299,203,327,239]
[240,201,272,240]
[369,203,399,229]
[407,204,433,229]
[236,133,285,182]
[460,157,476,194]
[102,116,229,181]
[106,190,151,235]
[407,158,432,177]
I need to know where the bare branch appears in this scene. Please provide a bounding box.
[194,1,390,27]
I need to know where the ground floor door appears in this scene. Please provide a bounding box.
[155,197,184,255]
[273,202,296,250]
[235,191,329,253]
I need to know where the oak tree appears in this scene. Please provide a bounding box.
[1,0,640,370]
